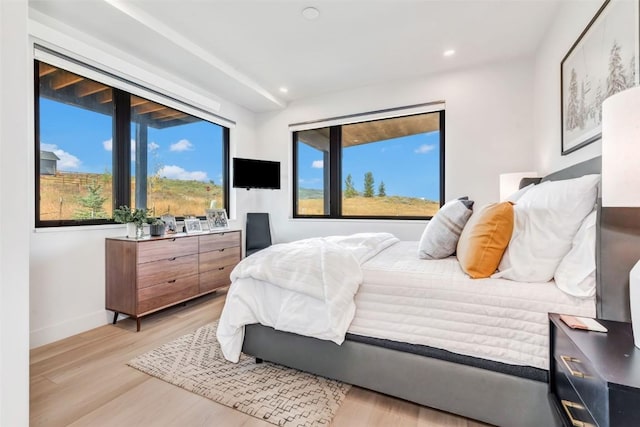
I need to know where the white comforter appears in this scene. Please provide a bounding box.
[216,232,399,362]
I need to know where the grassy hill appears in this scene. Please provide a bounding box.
[39,172,439,221]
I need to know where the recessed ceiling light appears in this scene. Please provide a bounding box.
[302,7,320,20]
[279,87,289,93]
[443,49,456,57]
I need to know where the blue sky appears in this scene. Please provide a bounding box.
[41,98,440,201]
[40,98,224,185]
[298,131,441,201]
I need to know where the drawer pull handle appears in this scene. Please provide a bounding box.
[561,400,595,427]
[219,248,225,252]
[168,279,176,283]
[170,238,176,242]
[218,267,225,271]
[560,355,588,378]
[168,257,176,261]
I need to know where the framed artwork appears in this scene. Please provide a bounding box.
[206,208,229,230]
[161,214,177,234]
[561,0,639,155]
[184,218,203,234]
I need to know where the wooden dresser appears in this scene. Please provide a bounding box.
[106,230,241,330]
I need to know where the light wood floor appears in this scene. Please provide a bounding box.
[30,290,490,426]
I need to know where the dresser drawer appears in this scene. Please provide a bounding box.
[199,264,236,292]
[199,246,241,273]
[199,231,240,252]
[137,274,199,314]
[138,254,198,288]
[554,326,608,426]
[137,237,199,264]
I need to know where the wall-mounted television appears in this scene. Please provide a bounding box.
[232,157,281,190]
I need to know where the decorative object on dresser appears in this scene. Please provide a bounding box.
[183,217,203,234]
[548,313,640,426]
[148,218,165,237]
[105,230,241,331]
[128,320,350,427]
[160,214,177,234]
[602,85,640,347]
[113,205,149,239]
[560,0,639,155]
[206,208,229,230]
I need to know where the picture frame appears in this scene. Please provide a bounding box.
[561,0,639,155]
[184,218,203,234]
[160,214,177,234]
[206,208,229,230]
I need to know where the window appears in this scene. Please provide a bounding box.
[293,109,444,219]
[35,60,229,227]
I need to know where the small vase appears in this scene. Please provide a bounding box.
[126,223,144,239]
[126,223,137,238]
[150,223,165,237]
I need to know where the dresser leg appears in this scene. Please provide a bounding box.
[256,357,263,364]
[112,312,119,324]
[136,318,141,332]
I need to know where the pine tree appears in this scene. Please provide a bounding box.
[74,181,109,219]
[628,56,636,89]
[344,174,358,198]
[378,181,386,197]
[566,68,580,131]
[607,40,628,97]
[363,172,374,198]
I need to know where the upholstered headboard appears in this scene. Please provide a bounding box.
[533,156,630,322]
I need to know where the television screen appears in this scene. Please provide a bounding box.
[232,157,281,189]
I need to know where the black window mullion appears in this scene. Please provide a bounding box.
[113,89,131,211]
[292,131,300,216]
[222,126,230,211]
[439,111,446,207]
[329,126,341,217]
[34,61,43,227]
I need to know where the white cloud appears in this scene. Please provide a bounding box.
[312,160,324,168]
[148,141,160,151]
[170,139,193,152]
[103,139,112,151]
[41,143,81,170]
[158,165,208,181]
[299,178,322,185]
[415,144,436,154]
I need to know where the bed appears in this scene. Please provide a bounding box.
[218,156,619,427]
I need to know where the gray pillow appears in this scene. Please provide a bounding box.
[418,197,474,259]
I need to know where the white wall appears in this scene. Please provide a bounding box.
[28,23,257,348]
[533,0,604,174]
[0,0,31,424]
[253,57,536,243]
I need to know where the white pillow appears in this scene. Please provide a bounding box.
[493,174,599,282]
[554,210,597,297]
[506,183,535,203]
[418,197,474,259]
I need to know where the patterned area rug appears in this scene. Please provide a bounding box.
[127,321,351,426]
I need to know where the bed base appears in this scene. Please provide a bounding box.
[242,323,557,427]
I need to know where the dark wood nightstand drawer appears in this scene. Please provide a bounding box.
[549,313,640,427]
[553,325,608,425]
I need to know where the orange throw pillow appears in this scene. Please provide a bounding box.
[456,202,514,279]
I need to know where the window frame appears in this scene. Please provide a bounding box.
[292,110,445,220]
[34,60,230,228]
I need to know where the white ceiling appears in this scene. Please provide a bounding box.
[29,0,561,113]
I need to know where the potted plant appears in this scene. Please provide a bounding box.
[148,218,165,237]
[113,205,148,238]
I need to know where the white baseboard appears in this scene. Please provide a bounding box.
[30,310,114,349]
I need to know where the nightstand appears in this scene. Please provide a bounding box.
[549,313,640,426]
